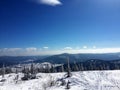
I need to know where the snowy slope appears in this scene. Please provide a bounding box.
[0,70,120,90]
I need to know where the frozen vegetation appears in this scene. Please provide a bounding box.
[0,70,120,90]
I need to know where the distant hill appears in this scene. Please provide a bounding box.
[0,56,48,67]
[0,53,120,67]
[35,53,120,64]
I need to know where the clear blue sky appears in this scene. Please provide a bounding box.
[0,0,120,56]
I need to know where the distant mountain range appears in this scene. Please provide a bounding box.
[35,53,120,64]
[1,53,120,70]
[0,53,120,67]
[0,56,48,66]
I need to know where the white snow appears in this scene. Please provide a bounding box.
[0,70,120,90]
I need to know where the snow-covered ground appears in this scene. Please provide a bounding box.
[0,70,120,90]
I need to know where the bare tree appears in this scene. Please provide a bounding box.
[15,68,18,74]
[2,64,5,78]
[61,64,64,72]
[66,57,71,77]
[66,80,70,89]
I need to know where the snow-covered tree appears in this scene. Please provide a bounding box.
[74,61,79,71]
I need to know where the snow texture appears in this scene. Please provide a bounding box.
[0,70,120,90]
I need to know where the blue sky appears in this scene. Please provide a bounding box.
[0,0,120,56]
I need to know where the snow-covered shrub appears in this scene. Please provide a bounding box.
[47,75,56,87]
[14,74,19,84]
[21,73,30,80]
[0,79,6,82]
[42,74,56,90]
[60,79,66,86]
[56,78,66,86]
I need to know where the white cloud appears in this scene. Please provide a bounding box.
[38,0,62,6]
[83,46,87,49]
[0,48,23,56]
[76,46,80,50]
[43,47,49,49]
[61,48,120,54]
[1,47,120,56]
[64,47,73,50]
[93,46,96,49]
[26,47,37,52]
[2,48,22,52]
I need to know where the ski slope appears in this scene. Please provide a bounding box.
[0,70,120,90]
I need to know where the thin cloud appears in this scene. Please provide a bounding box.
[76,46,80,50]
[37,0,62,6]
[1,47,120,56]
[1,48,22,52]
[0,48,23,56]
[93,46,96,49]
[26,47,37,52]
[64,47,73,50]
[43,47,49,49]
[83,46,87,49]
